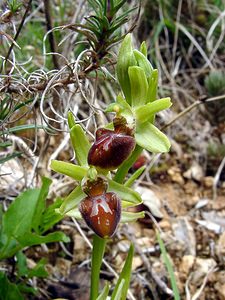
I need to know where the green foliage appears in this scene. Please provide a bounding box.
[0,177,69,260]
[204,70,225,97]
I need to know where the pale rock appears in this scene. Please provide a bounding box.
[215,283,225,300]
[216,231,225,263]
[183,162,204,182]
[132,256,143,271]
[203,176,214,188]
[191,258,217,285]
[179,255,195,276]
[168,166,185,185]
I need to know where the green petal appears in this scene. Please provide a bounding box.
[128,66,148,107]
[70,124,91,166]
[135,122,171,153]
[108,180,142,205]
[135,97,172,124]
[50,160,87,181]
[59,185,85,214]
[121,211,145,223]
[139,41,147,57]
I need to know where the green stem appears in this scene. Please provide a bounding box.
[90,234,107,300]
[113,145,143,183]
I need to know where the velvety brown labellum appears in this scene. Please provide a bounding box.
[79,192,121,238]
[88,128,135,170]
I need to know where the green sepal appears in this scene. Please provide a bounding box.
[58,185,85,214]
[135,122,171,153]
[65,208,82,219]
[50,160,87,181]
[70,124,91,166]
[116,34,137,104]
[133,49,153,79]
[121,211,145,223]
[135,97,172,124]
[147,69,158,102]
[111,244,134,300]
[108,180,142,205]
[128,66,148,107]
[67,111,76,129]
[140,41,147,57]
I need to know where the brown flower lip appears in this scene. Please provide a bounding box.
[88,128,136,170]
[79,192,121,238]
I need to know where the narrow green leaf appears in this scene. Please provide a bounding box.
[156,231,180,300]
[135,97,172,124]
[108,180,142,205]
[121,211,145,223]
[0,124,46,136]
[50,160,87,181]
[111,244,134,300]
[0,152,22,164]
[32,177,52,234]
[18,231,69,246]
[124,166,146,187]
[135,122,171,153]
[133,49,153,78]
[96,283,110,300]
[116,34,137,104]
[70,124,91,166]
[147,69,158,102]
[0,141,12,148]
[59,185,85,214]
[27,258,48,278]
[91,235,106,300]
[128,66,148,107]
[113,279,125,300]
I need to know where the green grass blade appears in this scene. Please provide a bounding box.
[96,283,110,300]
[111,244,134,300]
[156,231,180,300]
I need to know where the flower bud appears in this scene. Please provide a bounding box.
[79,191,121,238]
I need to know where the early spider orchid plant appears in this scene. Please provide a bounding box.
[51,34,172,300]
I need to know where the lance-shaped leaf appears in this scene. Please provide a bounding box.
[108,180,142,205]
[67,111,76,129]
[128,66,148,107]
[59,185,85,214]
[135,97,172,124]
[112,279,125,300]
[50,160,87,181]
[133,49,153,79]
[116,34,137,104]
[139,41,147,57]
[121,211,145,223]
[135,122,171,153]
[111,244,134,300]
[70,124,91,166]
[147,69,158,102]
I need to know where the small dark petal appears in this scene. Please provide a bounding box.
[82,176,108,197]
[88,133,135,170]
[79,192,121,238]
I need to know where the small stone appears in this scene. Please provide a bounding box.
[203,176,214,188]
[132,256,143,271]
[215,283,225,300]
[216,231,225,263]
[179,255,195,276]
[168,166,185,185]
[192,258,217,284]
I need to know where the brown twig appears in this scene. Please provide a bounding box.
[43,0,60,69]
